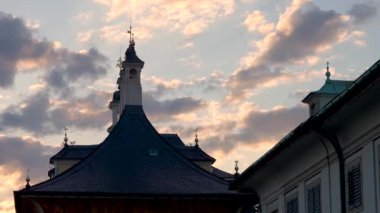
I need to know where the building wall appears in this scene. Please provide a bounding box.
[257,131,380,213]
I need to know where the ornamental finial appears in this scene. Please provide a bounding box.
[25,169,30,189]
[325,61,331,81]
[194,128,199,147]
[234,160,239,179]
[63,127,68,146]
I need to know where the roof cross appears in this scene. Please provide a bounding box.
[127,26,134,43]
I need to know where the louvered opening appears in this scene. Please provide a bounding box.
[347,162,362,210]
[286,197,298,213]
[306,183,321,213]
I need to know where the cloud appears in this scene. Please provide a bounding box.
[0,12,109,91]
[0,136,58,212]
[348,2,378,24]
[244,10,275,34]
[0,136,57,179]
[143,92,206,120]
[0,12,56,87]
[0,91,110,135]
[44,48,108,94]
[226,0,364,102]
[203,104,308,153]
[94,0,234,37]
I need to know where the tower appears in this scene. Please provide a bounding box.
[302,62,352,116]
[108,27,144,132]
[119,28,144,108]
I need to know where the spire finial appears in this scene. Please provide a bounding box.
[234,160,239,179]
[25,169,30,189]
[63,127,68,146]
[194,128,199,147]
[127,26,135,45]
[325,61,331,81]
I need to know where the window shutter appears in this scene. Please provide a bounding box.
[347,162,362,210]
[306,183,321,213]
[286,197,298,213]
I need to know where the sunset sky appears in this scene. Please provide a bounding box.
[0,0,379,212]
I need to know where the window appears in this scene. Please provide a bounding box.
[149,148,158,156]
[347,158,362,211]
[285,192,298,213]
[306,180,321,213]
[129,69,137,79]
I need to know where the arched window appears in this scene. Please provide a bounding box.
[129,69,137,79]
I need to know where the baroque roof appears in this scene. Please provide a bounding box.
[26,106,237,196]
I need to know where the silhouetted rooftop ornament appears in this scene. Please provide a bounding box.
[116,57,122,71]
[25,169,30,190]
[234,160,239,179]
[63,127,68,146]
[123,25,144,65]
[127,26,134,44]
[326,61,331,82]
[194,128,199,147]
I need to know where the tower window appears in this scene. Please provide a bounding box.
[130,69,137,79]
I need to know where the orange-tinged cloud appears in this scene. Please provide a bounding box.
[244,10,275,34]
[94,0,234,37]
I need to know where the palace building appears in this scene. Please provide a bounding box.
[14,35,257,213]
[233,60,380,213]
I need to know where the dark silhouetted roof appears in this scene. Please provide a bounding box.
[124,42,144,65]
[50,145,98,164]
[176,146,216,162]
[161,134,186,147]
[161,134,215,162]
[27,106,236,195]
[211,167,234,180]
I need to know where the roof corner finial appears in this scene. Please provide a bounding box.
[194,128,199,147]
[325,61,331,81]
[25,169,31,190]
[63,127,68,146]
[234,160,239,179]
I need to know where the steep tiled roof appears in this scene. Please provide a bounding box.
[50,145,97,164]
[176,146,216,162]
[161,134,215,162]
[161,134,186,147]
[27,106,236,195]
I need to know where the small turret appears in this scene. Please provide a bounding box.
[302,62,352,116]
